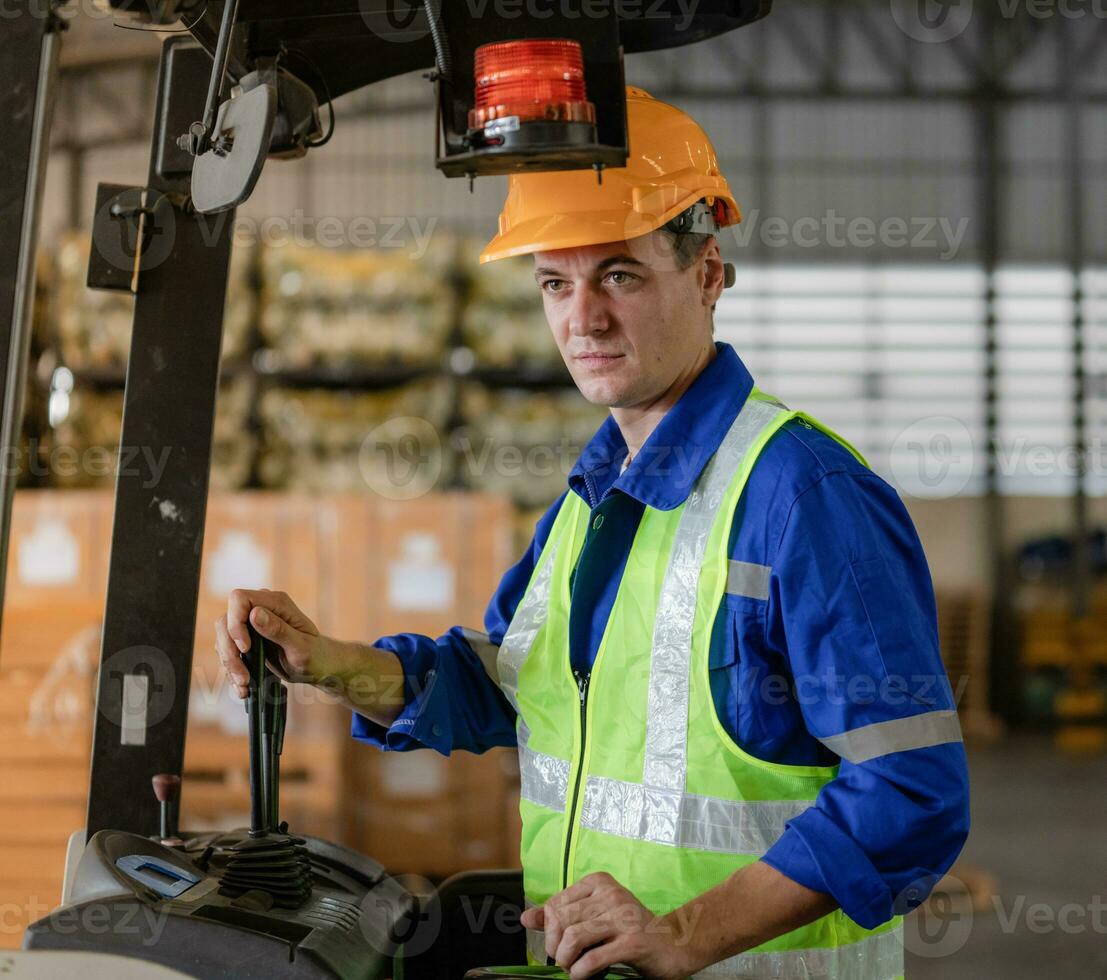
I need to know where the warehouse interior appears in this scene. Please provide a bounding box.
[0,1,1105,977]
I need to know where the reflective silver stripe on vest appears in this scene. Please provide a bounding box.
[695,924,904,980]
[518,720,570,813]
[818,709,964,765]
[523,899,546,964]
[644,397,785,801]
[580,776,811,855]
[461,627,501,686]
[497,544,559,714]
[726,559,772,601]
[753,393,790,410]
[526,925,546,964]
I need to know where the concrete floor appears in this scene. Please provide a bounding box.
[906,735,1107,979]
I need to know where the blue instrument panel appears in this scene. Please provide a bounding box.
[116,853,202,899]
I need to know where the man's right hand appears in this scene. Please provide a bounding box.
[213,588,407,728]
[214,588,331,700]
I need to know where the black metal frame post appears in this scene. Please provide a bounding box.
[0,2,62,640]
[86,38,235,837]
[1062,17,1088,623]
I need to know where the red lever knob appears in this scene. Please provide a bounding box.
[152,773,181,804]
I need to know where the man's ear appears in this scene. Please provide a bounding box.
[700,237,726,309]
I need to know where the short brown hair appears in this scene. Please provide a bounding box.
[659,229,717,321]
[661,229,713,271]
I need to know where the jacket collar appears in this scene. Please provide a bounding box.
[568,342,755,511]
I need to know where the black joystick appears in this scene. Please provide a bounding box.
[218,620,312,908]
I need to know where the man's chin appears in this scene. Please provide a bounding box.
[574,378,629,407]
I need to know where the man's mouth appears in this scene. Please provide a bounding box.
[574,352,625,363]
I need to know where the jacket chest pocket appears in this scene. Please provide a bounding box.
[709,593,797,761]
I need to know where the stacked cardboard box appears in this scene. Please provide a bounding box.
[0,488,520,947]
[935,589,1000,739]
[0,492,113,947]
[331,493,519,876]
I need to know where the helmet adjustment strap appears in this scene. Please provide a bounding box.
[663,200,737,289]
[663,200,720,236]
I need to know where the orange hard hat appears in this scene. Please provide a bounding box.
[479,86,740,264]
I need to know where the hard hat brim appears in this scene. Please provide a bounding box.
[478,192,738,264]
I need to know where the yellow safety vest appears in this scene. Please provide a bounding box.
[495,388,905,979]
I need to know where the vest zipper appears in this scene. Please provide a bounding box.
[561,667,590,891]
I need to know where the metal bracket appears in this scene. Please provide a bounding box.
[87,182,187,293]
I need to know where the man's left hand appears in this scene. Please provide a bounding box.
[519,872,698,980]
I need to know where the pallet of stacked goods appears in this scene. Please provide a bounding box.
[49,230,255,373]
[253,233,460,496]
[39,231,259,491]
[456,236,564,373]
[255,377,453,494]
[1014,533,1107,730]
[0,491,114,948]
[41,371,256,492]
[256,235,458,370]
[454,383,607,510]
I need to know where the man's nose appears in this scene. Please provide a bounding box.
[566,282,610,337]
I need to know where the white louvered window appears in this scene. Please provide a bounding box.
[1082,268,1107,497]
[716,263,1100,499]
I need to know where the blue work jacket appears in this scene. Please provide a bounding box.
[353,342,971,930]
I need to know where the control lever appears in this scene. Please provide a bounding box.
[241,621,291,835]
[264,670,287,832]
[219,620,311,908]
[151,773,183,846]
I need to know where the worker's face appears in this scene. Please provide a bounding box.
[533,231,723,408]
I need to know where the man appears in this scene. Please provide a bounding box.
[216,87,969,979]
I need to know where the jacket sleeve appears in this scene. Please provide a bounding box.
[351,492,568,756]
[758,470,971,928]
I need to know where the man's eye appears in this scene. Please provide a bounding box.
[540,280,566,293]
[607,271,635,285]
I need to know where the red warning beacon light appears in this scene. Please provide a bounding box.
[468,38,596,131]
